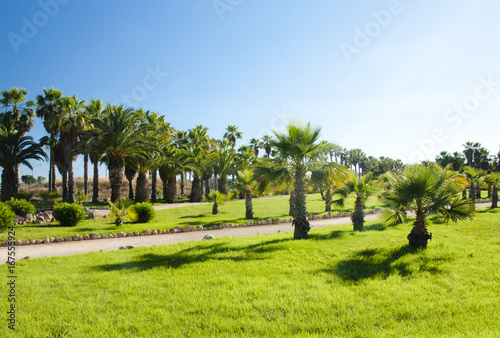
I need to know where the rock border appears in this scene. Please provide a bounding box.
[2,210,386,247]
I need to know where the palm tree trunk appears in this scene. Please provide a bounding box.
[325,189,332,213]
[190,175,203,202]
[1,168,16,201]
[491,186,498,209]
[51,159,56,191]
[14,164,20,196]
[293,165,310,240]
[407,211,431,248]
[180,170,185,196]
[135,172,149,203]
[218,176,227,195]
[245,189,253,219]
[476,183,481,199]
[212,200,218,215]
[289,190,295,217]
[151,169,157,203]
[351,196,365,231]
[68,160,75,203]
[92,159,99,203]
[62,171,68,202]
[108,156,125,203]
[83,153,89,195]
[166,174,177,203]
[469,183,476,210]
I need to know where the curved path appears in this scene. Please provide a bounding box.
[1,202,492,262]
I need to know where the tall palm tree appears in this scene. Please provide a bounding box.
[223,125,242,148]
[485,173,499,208]
[0,126,47,201]
[36,87,63,191]
[187,125,215,202]
[87,105,153,202]
[332,173,378,231]
[383,164,474,248]
[462,167,482,210]
[272,122,324,239]
[249,138,262,157]
[261,135,273,158]
[214,140,236,195]
[1,87,36,193]
[174,130,189,197]
[54,95,86,203]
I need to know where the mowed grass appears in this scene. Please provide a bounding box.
[2,193,382,242]
[2,208,499,337]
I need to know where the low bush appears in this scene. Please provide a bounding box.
[132,202,155,223]
[53,203,86,227]
[14,190,34,201]
[6,197,36,217]
[0,202,15,230]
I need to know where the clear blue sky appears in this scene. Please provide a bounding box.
[1,0,499,179]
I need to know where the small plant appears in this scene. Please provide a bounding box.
[6,197,36,217]
[53,203,86,227]
[0,202,15,231]
[40,191,61,208]
[14,190,34,202]
[203,191,226,215]
[75,190,88,205]
[108,199,137,226]
[131,202,155,223]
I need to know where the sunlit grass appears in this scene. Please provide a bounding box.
[2,208,498,337]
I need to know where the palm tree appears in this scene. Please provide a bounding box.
[124,159,137,201]
[174,130,189,196]
[311,162,348,213]
[1,87,36,193]
[332,173,378,231]
[232,169,255,219]
[0,126,47,201]
[54,95,87,203]
[204,191,226,215]
[187,125,215,202]
[272,122,324,239]
[261,135,273,158]
[214,140,236,195]
[36,87,63,191]
[485,173,499,208]
[462,167,483,209]
[382,164,474,248]
[87,105,153,202]
[249,138,262,157]
[223,125,242,148]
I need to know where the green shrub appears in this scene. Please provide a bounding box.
[132,202,155,223]
[6,198,36,217]
[0,202,15,230]
[14,190,34,201]
[53,203,86,227]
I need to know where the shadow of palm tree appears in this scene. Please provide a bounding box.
[95,237,292,272]
[321,245,447,284]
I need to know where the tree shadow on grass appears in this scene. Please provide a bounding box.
[95,237,293,272]
[322,245,448,284]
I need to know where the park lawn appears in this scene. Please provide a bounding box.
[1,208,499,337]
[1,193,382,242]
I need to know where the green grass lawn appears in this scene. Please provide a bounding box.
[2,194,382,242]
[1,208,499,337]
